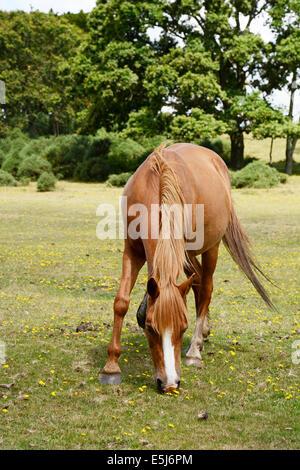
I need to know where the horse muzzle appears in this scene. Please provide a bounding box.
[157,378,180,393]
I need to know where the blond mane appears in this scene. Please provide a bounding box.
[150,143,189,335]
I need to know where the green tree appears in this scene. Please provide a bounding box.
[146,0,282,168]
[80,1,288,168]
[264,0,300,174]
[142,37,228,140]
[63,10,89,32]
[74,0,157,134]
[0,10,84,137]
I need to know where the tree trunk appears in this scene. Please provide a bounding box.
[285,135,297,175]
[52,117,59,137]
[285,72,297,175]
[230,132,244,169]
[269,137,274,166]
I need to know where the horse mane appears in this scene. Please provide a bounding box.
[150,143,189,335]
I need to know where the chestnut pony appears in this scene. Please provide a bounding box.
[100,143,272,392]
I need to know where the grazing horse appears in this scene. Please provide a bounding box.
[100,143,273,392]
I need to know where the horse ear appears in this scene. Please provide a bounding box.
[147,277,160,299]
[178,273,196,297]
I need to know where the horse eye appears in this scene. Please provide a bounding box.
[146,325,155,335]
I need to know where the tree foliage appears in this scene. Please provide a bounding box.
[75,0,292,168]
[0,10,84,136]
[74,0,157,133]
[0,2,298,173]
[261,0,300,173]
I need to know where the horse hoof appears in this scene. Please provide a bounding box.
[99,373,122,385]
[185,357,203,368]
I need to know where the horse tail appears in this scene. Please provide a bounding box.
[151,142,188,285]
[223,206,275,310]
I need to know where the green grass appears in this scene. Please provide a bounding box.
[0,176,299,449]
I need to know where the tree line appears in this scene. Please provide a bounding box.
[0,1,299,174]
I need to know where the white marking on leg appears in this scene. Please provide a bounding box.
[186,316,204,359]
[202,314,210,337]
[162,329,178,385]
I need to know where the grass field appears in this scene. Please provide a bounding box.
[0,146,299,449]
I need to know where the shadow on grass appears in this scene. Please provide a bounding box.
[87,323,251,393]
[227,156,300,175]
[89,344,109,369]
[88,334,158,391]
[272,160,300,175]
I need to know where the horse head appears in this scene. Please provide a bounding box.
[144,274,195,392]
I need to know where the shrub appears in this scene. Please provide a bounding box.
[37,172,57,192]
[0,148,6,166]
[1,129,29,156]
[0,132,55,178]
[199,137,231,165]
[19,136,55,161]
[18,176,31,186]
[2,129,29,157]
[95,128,147,175]
[61,136,92,179]
[0,130,163,183]
[43,136,70,170]
[0,130,30,176]
[230,160,287,189]
[18,155,52,180]
[44,135,94,179]
[74,138,111,182]
[107,172,132,187]
[1,154,23,177]
[0,169,18,186]
[108,137,145,173]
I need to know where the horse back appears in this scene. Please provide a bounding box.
[124,143,232,254]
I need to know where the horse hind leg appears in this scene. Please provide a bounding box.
[189,258,211,340]
[185,244,219,368]
[202,309,210,338]
[184,257,203,367]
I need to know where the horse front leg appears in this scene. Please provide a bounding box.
[100,243,145,384]
[185,244,219,368]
